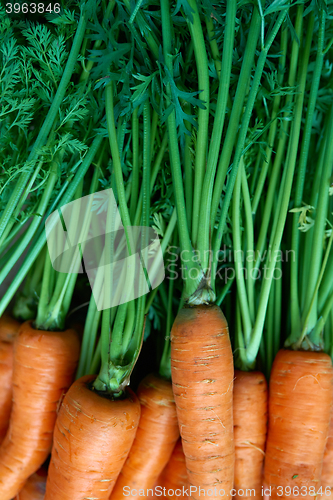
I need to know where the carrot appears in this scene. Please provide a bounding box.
[17,467,47,500]
[264,349,333,500]
[321,404,333,497]
[158,439,188,500]
[233,370,268,500]
[0,320,80,500]
[0,315,20,444]
[110,373,179,500]
[170,305,234,500]
[44,374,140,500]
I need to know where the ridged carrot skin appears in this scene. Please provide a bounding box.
[0,320,80,500]
[321,403,333,497]
[159,439,187,500]
[0,315,20,443]
[45,375,141,500]
[171,305,234,500]
[110,373,179,500]
[16,467,47,500]
[264,349,333,500]
[233,370,267,500]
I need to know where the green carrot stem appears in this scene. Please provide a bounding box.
[205,16,221,79]
[211,8,288,292]
[76,297,99,379]
[251,27,287,215]
[274,258,282,356]
[318,249,333,313]
[0,134,104,316]
[210,6,262,229]
[300,221,333,347]
[187,0,210,248]
[302,103,332,333]
[241,162,255,323]
[232,158,252,346]
[0,160,59,289]
[105,82,133,250]
[247,8,313,361]
[197,0,236,273]
[184,110,193,233]
[299,133,326,311]
[290,9,325,339]
[160,0,203,300]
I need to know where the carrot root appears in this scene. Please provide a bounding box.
[171,305,234,500]
[158,439,188,500]
[110,373,179,500]
[0,320,80,500]
[0,315,20,444]
[264,349,333,500]
[45,375,141,500]
[234,370,267,500]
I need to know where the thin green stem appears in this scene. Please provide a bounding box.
[233,159,252,346]
[247,11,313,362]
[160,0,202,300]
[197,0,236,273]
[0,135,104,316]
[211,8,288,291]
[210,6,262,228]
[290,9,324,339]
[187,0,210,248]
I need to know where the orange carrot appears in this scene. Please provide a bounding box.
[233,370,267,500]
[110,373,179,500]
[0,320,80,500]
[321,403,333,498]
[44,374,141,500]
[170,305,234,500]
[0,315,20,443]
[264,349,333,500]
[17,467,47,500]
[158,439,188,500]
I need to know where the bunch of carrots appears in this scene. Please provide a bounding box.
[0,0,333,499]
